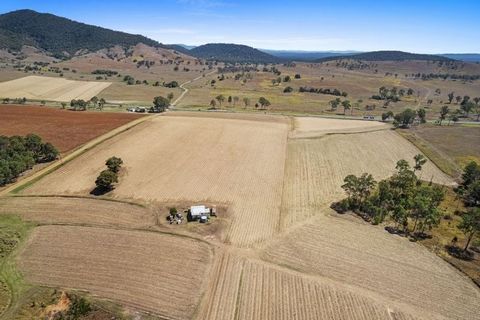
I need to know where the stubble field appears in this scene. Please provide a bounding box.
[18,225,213,319]
[22,113,289,246]
[0,75,111,101]
[6,112,479,320]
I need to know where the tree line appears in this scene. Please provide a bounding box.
[299,86,348,97]
[209,95,270,110]
[0,134,59,186]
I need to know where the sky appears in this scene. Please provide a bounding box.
[0,0,479,53]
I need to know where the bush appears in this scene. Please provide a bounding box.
[105,156,123,173]
[95,170,118,190]
[283,86,293,93]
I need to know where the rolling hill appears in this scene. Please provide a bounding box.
[316,50,453,62]
[189,43,283,64]
[0,9,189,58]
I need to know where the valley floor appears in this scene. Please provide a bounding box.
[0,110,478,320]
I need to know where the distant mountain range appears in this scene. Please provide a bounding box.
[314,51,453,62]
[1,10,479,64]
[0,9,188,58]
[189,43,282,64]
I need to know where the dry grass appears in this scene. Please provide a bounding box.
[0,76,111,102]
[22,114,289,247]
[18,225,213,319]
[399,125,480,178]
[176,60,480,119]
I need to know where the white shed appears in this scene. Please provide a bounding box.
[190,205,210,219]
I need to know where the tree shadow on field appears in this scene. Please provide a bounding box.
[446,245,475,261]
[90,186,113,196]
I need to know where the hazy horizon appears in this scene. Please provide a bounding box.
[1,0,479,54]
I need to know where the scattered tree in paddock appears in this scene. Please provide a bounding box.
[458,208,480,252]
[283,86,293,93]
[152,96,169,113]
[448,92,455,104]
[341,100,351,115]
[258,97,271,109]
[242,97,250,109]
[215,94,225,107]
[439,106,449,125]
[393,108,416,128]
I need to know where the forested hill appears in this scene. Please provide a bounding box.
[0,9,188,57]
[189,43,283,64]
[316,50,454,62]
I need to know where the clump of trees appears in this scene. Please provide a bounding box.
[0,134,59,186]
[371,86,408,102]
[150,96,169,113]
[332,154,446,238]
[450,161,480,257]
[94,156,123,193]
[299,86,348,97]
[392,108,426,128]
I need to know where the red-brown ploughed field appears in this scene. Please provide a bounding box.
[0,105,144,153]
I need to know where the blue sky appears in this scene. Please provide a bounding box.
[1,0,479,53]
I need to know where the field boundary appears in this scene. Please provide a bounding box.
[0,114,154,196]
[398,129,461,179]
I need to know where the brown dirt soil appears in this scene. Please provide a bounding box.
[0,105,144,153]
[23,114,289,247]
[18,225,213,319]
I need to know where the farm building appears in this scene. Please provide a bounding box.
[188,205,216,221]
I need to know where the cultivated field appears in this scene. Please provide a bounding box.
[0,105,144,152]
[23,114,289,246]
[292,116,389,138]
[0,196,154,229]
[280,129,453,228]
[262,213,480,320]
[198,251,423,320]
[18,225,213,319]
[9,112,479,320]
[0,76,111,101]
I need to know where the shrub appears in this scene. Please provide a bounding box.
[105,156,123,173]
[95,170,118,190]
